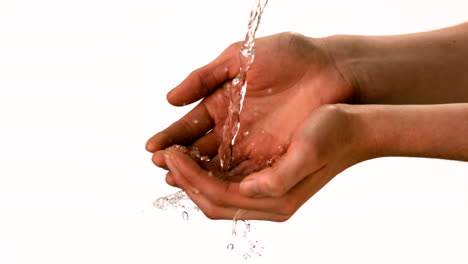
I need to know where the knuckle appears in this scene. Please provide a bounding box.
[284,31,305,39]
[192,68,217,95]
[187,69,201,84]
[279,31,307,48]
[321,104,342,115]
[261,176,287,197]
[227,42,241,53]
[206,182,231,207]
[188,69,207,94]
[210,195,225,207]
[320,104,349,121]
[176,119,197,136]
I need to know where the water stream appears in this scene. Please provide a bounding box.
[154,0,269,261]
[218,0,269,172]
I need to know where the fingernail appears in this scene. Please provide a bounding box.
[240,178,259,197]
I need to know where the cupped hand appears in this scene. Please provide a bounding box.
[162,104,372,221]
[146,32,354,185]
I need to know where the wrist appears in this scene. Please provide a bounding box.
[334,104,381,162]
[338,104,383,163]
[355,104,468,161]
[323,23,468,104]
[321,34,370,104]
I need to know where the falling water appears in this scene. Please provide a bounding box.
[218,0,269,172]
[154,0,269,262]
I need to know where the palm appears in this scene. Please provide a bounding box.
[147,32,353,181]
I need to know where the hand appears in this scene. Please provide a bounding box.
[162,104,372,221]
[146,32,354,185]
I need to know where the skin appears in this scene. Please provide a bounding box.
[146,32,353,179]
[146,23,468,222]
[326,22,468,104]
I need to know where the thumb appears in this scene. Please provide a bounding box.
[239,144,319,198]
[167,44,240,106]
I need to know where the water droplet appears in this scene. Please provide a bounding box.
[241,49,249,57]
[232,77,240,86]
[153,198,163,208]
[169,144,188,153]
[191,187,200,194]
[190,147,201,158]
[182,211,189,220]
[232,220,238,237]
[266,159,273,166]
[244,220,251,232]
[200,155,211,162]
[227,243,234,250]
[277,145,285,153]
[243,130,249,136]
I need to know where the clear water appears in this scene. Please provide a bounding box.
[153,190,199,212]
[218,0,269,172]
[227,211,264,261]
[154,0,269,262]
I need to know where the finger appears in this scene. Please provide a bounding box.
[228,158,272,178]
[239,142,323,198]
[166,159,289,221]
[288,165,332,206]
[206,145,247,181]
[231,166,334,221]
[152,150,168,169]
[167,43,240,106]
[153,135,217,171]
[189,131,220,158]
[146,102,214,153]
[164,150,291,214]
[165,172,178,187]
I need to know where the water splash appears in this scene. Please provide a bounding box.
[182,211,189,221]
[153,190,199,211]
[227,212,264,261]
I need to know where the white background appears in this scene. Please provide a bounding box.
[0,0,467,263]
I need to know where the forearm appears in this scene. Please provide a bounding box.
[351,103,468,162]
[325,22,468,104]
